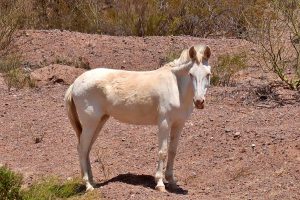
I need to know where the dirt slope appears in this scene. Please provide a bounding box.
[0,30,299,200]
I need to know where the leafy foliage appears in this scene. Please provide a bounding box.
[0,165,23,200]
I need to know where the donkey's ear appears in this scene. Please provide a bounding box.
[189,46,197,60]
[204,46,211,60]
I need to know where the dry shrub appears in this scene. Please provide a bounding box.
[211,52,248,86]
[246,0,300,90]
[2,0,272,37]
[96,148,111,181]
[0,1,23,54]
[101,0,272,37]
[54,56,91,69]
[0,54,36,91]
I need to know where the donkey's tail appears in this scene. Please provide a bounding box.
[64,84,82,141]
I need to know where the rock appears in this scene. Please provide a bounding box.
[251,144,256,148]
[233,132,241,139]
[225,128,231,133]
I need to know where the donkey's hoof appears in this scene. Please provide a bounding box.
[86,185,95,192]
[155,186,166,192]
[168,183,179,190]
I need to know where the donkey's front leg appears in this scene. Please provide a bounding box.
[165,122,184,189]
[155,118,170,192]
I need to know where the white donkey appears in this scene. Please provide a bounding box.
[65,44,212,192]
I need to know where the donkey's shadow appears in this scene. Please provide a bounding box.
[95,173,188,195]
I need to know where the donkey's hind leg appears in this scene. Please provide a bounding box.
[78,115,109,191]
[87,115,109,182]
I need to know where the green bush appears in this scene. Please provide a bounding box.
[22,177,84,200]
[0,166,91,200]
[211,52,247,86]
[0,165,23,200]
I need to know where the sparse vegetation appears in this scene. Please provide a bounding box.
[160,49,181,66]
[54,56,91,70]
[211,52,248,86]
[0,1,35,91]
[0,54,35,91]
[0,1,23,54]
[0,166,92,200]
[0,0,272,37]
[22,177,84,200]
[96,148,111,181]
[246,0,300,90]
[0,165,23,200]
[229,166,252,181]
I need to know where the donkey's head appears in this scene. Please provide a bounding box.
[188,45,211,109]
[173,44,212,109]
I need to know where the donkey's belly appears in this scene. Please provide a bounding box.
[107,103,158,125]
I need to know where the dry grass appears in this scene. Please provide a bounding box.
[211,52,248,86]
[0,54,36,91]
[246,0,300,90]
[229,166,252,181]
[96,148,111,181]
[0,0,272,37]
[53,56,91,70]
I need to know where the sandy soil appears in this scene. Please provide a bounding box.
[0,30,299,200]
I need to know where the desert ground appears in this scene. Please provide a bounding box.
[0,30,299,200]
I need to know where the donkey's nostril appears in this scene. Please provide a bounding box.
[195,100,204,105]
[193,99,205,109]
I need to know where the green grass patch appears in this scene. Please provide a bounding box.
[22,177,85,200]
[0,166,94,200]
[0,165,23,200]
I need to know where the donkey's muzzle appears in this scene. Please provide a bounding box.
[194,99,204,109]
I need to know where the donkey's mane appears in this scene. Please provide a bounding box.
[162,44,208,70]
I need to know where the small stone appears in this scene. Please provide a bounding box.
[228,157,234,161]
[233,132,241,139]
[122,138,126,141]
[225,128,231,133]
[34,137,41,144]
[251,144,256,148]
[240,148,246,153]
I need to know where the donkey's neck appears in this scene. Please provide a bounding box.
[175,72,194,110]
